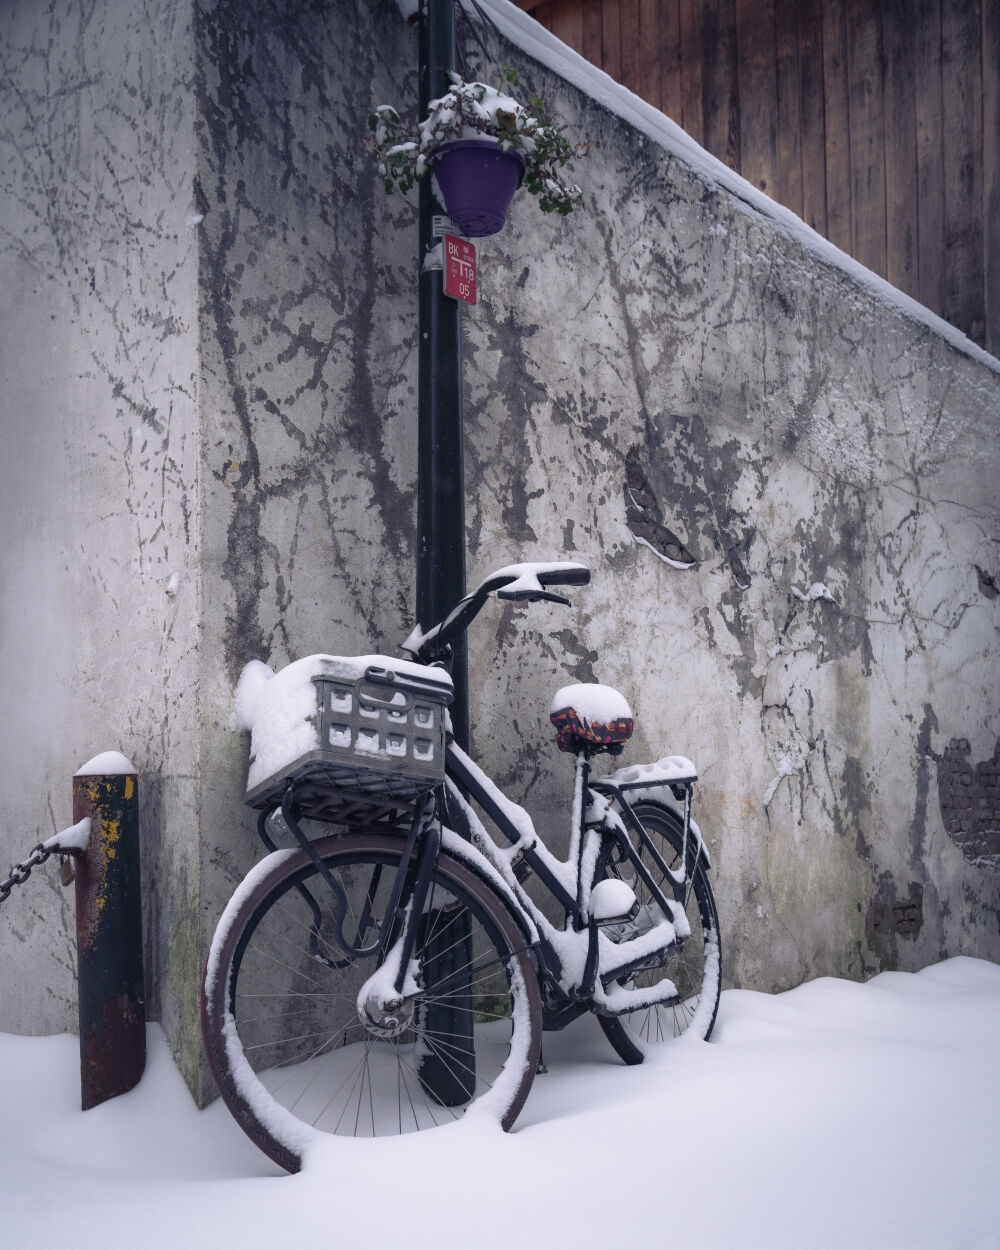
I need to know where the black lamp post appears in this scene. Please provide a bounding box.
[416,0,468,751]
[415,0,477,1111]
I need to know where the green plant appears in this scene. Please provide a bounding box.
[369,68,583,216]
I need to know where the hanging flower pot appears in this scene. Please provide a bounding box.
[427,140,525,238]
[369,69,583,235]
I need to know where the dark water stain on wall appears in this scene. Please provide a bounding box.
[867,872,925,964]
[196,0,417,680]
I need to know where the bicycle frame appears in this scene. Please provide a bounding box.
[267,731,695,1016]
[258,560,703,1018]
[442,737,693,1007]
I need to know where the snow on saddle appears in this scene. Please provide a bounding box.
[549,683,634,756]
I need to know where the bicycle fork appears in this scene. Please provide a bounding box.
[354,817,442,1018]
[266,786,443,1004]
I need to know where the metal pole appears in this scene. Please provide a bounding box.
[417,0,475,1108]
[72,757,145,1110]
[418,0,468,751]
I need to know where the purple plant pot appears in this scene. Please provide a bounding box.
[427,140,525,238]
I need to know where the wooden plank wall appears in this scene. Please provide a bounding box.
[515,0,1000,355]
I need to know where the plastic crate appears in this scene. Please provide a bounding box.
[245,659,453,824]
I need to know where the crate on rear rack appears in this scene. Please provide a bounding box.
[245,657,453,825]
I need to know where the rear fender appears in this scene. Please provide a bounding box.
[439,827,540,950]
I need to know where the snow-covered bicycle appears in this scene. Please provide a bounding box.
[202,562,721,1171]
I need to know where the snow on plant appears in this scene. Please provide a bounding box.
[369,68,583,216]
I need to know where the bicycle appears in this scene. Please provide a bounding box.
[202,561,722,1172]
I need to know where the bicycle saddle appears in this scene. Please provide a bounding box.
[549,683,634,756]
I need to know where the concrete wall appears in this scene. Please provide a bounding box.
[189,0,419,1099]
[1,0,997,1097]
[0,0,200,1041]
[459,9,1000,989]
[461,9,1000,987]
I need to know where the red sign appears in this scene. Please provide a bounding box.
[443,234,477,304]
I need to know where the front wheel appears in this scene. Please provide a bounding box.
[202,831,542,1171]
[594,799,721,1063]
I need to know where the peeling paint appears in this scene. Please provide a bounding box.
[458,5,1000,1002]
[937,739,1000,871]
[623,449,697,567]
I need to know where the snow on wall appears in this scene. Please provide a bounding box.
[1,0,997,1102]
[471,0,1000,378]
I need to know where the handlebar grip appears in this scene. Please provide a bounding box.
[537,565,590,587]
[404,562,592,661]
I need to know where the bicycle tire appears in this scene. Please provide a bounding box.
[594,799,721,1063]
[202,831,542,1172]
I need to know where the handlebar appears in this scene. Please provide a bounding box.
[402,561,590,664]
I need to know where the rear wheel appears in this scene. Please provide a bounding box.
[595,800,721,1063]
[202,831,542,1171]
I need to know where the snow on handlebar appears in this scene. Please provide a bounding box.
[478,561,591,595]
[401,561,590,661]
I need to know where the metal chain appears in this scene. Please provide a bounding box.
[0,842,82,907]
[0,844,51,905]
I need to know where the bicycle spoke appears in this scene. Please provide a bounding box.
[422,1037,501,1081]
[265,1020,356,1095]
[237,939,331,995]
[242,1020,352,1054]
[268,1031,351,1107]
[419,1032,485,1096]
[421,949,522,997]
[333,1050,371,1136]
[256,896,345,964]
[596,802,720,1061]
[302,1043,373,1128]
[392,1047,462,1125]
[204,837,541,1156]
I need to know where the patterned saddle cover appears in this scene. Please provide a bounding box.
[549,683,634,755]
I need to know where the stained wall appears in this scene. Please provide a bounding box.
[0,0,201,1050]
[1,0,997,1098]
[458,5,1000,988]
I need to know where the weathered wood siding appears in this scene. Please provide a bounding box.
[518,0,1000,355]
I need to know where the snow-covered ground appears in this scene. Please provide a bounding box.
[4,957,999,1250]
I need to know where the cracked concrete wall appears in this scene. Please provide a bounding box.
[456,13,1000,990]
[189,0,420,1101]
[2,0,998,1099]
[0,0,200,1042]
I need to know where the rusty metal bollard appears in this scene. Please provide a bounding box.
[72,752,145,1110]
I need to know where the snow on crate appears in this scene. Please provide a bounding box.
[234,654,453,795]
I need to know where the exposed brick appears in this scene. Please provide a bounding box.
[937,738,1000,870]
